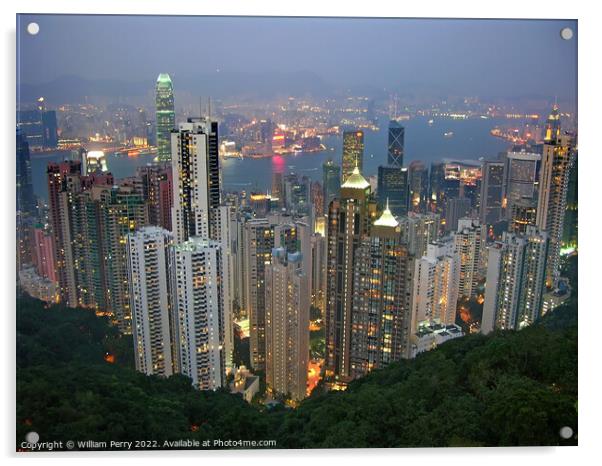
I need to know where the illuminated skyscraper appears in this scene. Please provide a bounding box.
[411,236,460,332]
[509,200,537,235]
[243,219,299,371]
[171,237,225,390]
[137,164,173,231]
[16,130,36,271]
[127,227,175,377]
[155,73,175,162]
[387,120,405,167]
[482,226,549,333]
[98,185,149,334]
[46,161,114,308]
[350,202,411,378]
[377,165,408,217]
[408,160,429,213]
[341,130,364,182]
[325,166,376,381]
[171,118,221,243]
[536,105,575,287]
[399,212,441,258]
[454,218,483,298]
[265,248,309,401]
[503,150,541,220]
[322,158,341,213]
[479,160,505,227]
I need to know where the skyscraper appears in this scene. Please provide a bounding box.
[408,160,429,213]
[127,227,175,377]
[411,236,460,332]
[16,129,35,218]
[265,248,309,401]
[341,130,364,182]
[171,237,225,390]
[479,160,505,227]
[137,164,173,231]
[98,185,149,334]
[325,166,376,381]
[482,226,549,333]
[243,219,275,371]
[377,165,408,217]
[536,105,575,287]
[444,197,472,232]
[350,202,411,378]
[155,73,175,162]
[509,200,537,235]
[16,130,36,271]
[503,150,541,220]
[322,158,341,213]
[454,218,483,299]
[46,161,113,308]
[387,120,405,167]
[399,212,441,258]
[171,118,221,243]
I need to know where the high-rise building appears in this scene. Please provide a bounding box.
[16,129,35,218]
[265,248,309,401]
[479,160,505,226]
[137,164,173,231]
[429,161,460,214]
[98,185,148,334]
[341,130,364,182]
[408,160,429,213]
[454,218,483,298]
[322,158,341,213]
[349,202,411,378]
[171,237,225,390]
[399,212,441,258]
[155,73,175,162]
[503,150,541,220]
[244,219,275,371]
[46,161,114,308]
[509,200,537,235]
[16,130,36,271]
[171,118,221,243]
[411,236,460,332]
[32,225,57,283]
[444,197,472,232]
[482,226,549,333]
[387,121,405,167]
[310,231,327,312]
[127,227,175,377]
[563,151,578,251]
[536,106,575,287]
[377,165,408,217]
[17,105,59,150]
[325,166,376,381]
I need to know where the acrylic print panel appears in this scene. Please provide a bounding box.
[15,14,577,451]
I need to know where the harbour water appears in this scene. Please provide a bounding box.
[30,116,511,201]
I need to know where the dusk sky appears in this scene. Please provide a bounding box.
[17,15,577,100]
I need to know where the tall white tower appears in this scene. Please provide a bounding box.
[127,226,175,377]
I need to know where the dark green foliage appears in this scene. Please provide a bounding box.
[17,278,577,449]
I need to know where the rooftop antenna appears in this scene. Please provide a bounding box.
[199,96,203,118]
[208,97,211,120]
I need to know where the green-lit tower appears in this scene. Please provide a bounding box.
[155,73,175,161]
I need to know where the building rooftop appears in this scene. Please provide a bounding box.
[341,166,370,190]
[374,200,399,228]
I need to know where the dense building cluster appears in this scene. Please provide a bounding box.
[15,74,577,401]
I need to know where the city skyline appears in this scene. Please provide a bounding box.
[15,14,578,450]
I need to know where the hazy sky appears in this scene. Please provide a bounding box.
[17,15,577,100]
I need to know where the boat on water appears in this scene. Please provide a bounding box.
[443,131,454,138]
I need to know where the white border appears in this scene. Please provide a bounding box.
[2,1,599,465]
